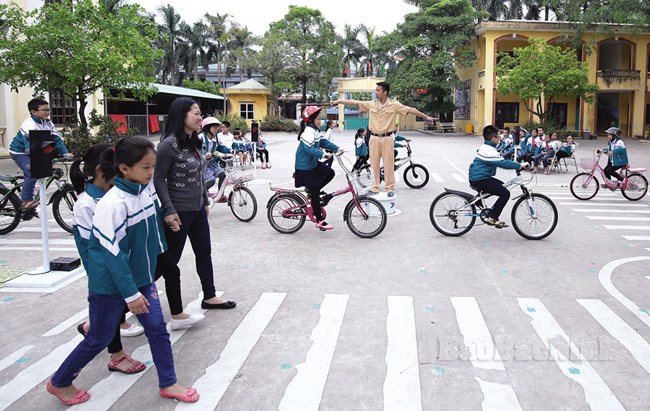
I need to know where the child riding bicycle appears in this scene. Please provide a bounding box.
[597,127,628,190]
[468,125,529,229]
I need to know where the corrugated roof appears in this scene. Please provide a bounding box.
[154,83,224,100]
[227,79,268,90]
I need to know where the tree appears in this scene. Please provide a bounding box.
[204,13,231,89]
[181,79,220,95]
[339,24,364,77]
[0,0,161,126]
[495,38,599,123]
[386,0,484,116]
[157,4,183,86]
[268,6,342,103]
[178,21,208,81]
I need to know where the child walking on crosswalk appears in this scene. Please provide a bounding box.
[47,137,199,405]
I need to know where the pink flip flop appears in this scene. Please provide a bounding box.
[159,387,200,403]
[47,379,90,405]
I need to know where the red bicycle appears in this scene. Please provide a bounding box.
[570,152,648,201]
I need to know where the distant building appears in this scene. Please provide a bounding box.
[224,79,271,127]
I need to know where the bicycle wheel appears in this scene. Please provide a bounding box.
[229,186,257,222]
[403,164,429,189]
[344,196,387,238]
[52,184,77,234]
[267,193,306,234]
[511,193,558,240]
[621,173,648,201]
[569,172,599,200]
[0,187,21,235]
[429,192,476,236]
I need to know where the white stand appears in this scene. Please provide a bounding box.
[373,192,399,215]
[33,179,50,274]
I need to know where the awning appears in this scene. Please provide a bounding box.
[153,83,224,100]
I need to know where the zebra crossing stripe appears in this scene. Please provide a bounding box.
[518,298,624,411]
[586,216,650,221]
[549,197,626,201]
[178,292,286,411]
[0,247,76,251]
[42,308,89,337]
[572,209,650,214]
[474,377,522,411]
[383,296,422,411]
[603,225,650,231]
[13,227,69,233]
[451,173,467,183]
[0,239,75,245]
[431,173,443,183]
[0,345,33,374]
[0,336,83,410]
[621,236,650,241]
[577,299,650,374]
[450,297,503,370]
[561,203,649,207]
[279,294,349,411]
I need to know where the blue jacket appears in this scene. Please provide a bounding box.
[603,137,628,166]
[87,177,166,302]
[469,141,521,182]
[72,183,105,270]
[355,134,368,156]
[9,115,69,155]
[295,125,339,170]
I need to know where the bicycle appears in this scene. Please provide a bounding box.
[569,152,648,201]
[206,156,257,222]
[429,169,558,240]
[0,158,77,235]
[379,140,430,189]
[266,152,387,238]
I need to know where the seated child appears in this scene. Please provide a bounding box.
[232,128,249,165]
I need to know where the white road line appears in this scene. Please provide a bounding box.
[431,173,443,183]
[13,227,69,233]
[541,192,616,196]
[603,225,650,230]
[621,236,650,241]
[586,216,650,221]
[179,292,286,411]
[42,309,89,337]
[383,296,422,411]
[0,247,76,251]
[0,346,33,374]
[451,173,467,183]
[279,294,349,411]
[518,298,624,411]
[475,377,522,411]
[0,336,83,410]
[442,156,469,180]
[0,239,75,245]
[577,299,650,374]
[76,292,207,411]
[598,257,650,329]
[572,209,650,214]
[560,202,649,207]
[550,197,626,201]
[450,297,503,370]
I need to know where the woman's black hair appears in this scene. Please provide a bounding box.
[161,97,202,150]
[70,142,114,194]
[355,128,365,137]
[297,108,322,140]
[112,136,155,177]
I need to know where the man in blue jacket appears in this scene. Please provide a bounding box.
[468,125,528,228]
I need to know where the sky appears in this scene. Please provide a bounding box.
[131,0,419,36]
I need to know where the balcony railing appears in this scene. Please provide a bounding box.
[596,69,641,80]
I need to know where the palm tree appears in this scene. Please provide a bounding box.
[358,24,377,77]
[339,24,364,77]
[157,4,182,85]
[204,13,230,89]
[227,23,256,83]
[179,21,209,81]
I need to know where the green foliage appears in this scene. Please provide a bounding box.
[217,114,249,135]
[61,110,134,156]
[0,0,161,126]
[260,116,299,132]
[181,79,220,95]
[495,38,599,122]
[386,0,485,116]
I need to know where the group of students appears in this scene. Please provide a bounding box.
[497,126,577,175]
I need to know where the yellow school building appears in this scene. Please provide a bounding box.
[456,20,650,138]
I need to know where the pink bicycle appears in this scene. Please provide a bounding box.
[570,152,648,201]
[266,153,387,238]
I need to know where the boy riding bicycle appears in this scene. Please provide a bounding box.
[468,125,529,229]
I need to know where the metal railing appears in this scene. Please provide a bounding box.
[596,69,641,80]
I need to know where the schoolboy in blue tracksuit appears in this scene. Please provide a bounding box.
[599,126,629,189]
[468,125,528,229]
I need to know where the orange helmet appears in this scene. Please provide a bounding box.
[302,106,321,123]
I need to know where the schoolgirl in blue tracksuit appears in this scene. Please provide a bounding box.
[48,137,198,406]
[352,128,369,172]
[468,125,527,229]
[294,106,340,230]
[600,127,629,188]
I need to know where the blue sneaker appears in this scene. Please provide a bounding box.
[387,192,395,198]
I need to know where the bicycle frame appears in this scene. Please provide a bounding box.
[582,153,638,188]
[393,142,414,171]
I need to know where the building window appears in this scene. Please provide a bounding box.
[49,89,76,126]
[240,103,254,120]
[495,102,519,128]
[548,103,568,128]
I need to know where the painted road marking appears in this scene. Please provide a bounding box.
[0,239,75,245]
[621,236,650,241]
[431,173,444,183]
[383,296,422,411]
[451,173,467,183]
[578,299,650,374]
[179,292,286,411]
[0,247,76,251]
[279,294,349,411]
[518,298,624,411]
[560,202,649,207]
[475,377,522,411]
[603,225,650,231]
[0,346,33,374]
[450,297,503,370]
[572,209,650,214]
[12,227,69,233]
[598,257,650,329]
[586,216,650,222]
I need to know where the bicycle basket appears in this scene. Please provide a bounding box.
[580,158,596,170]
[225,164,254,184]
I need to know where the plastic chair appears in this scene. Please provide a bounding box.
[560,142,579,173]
